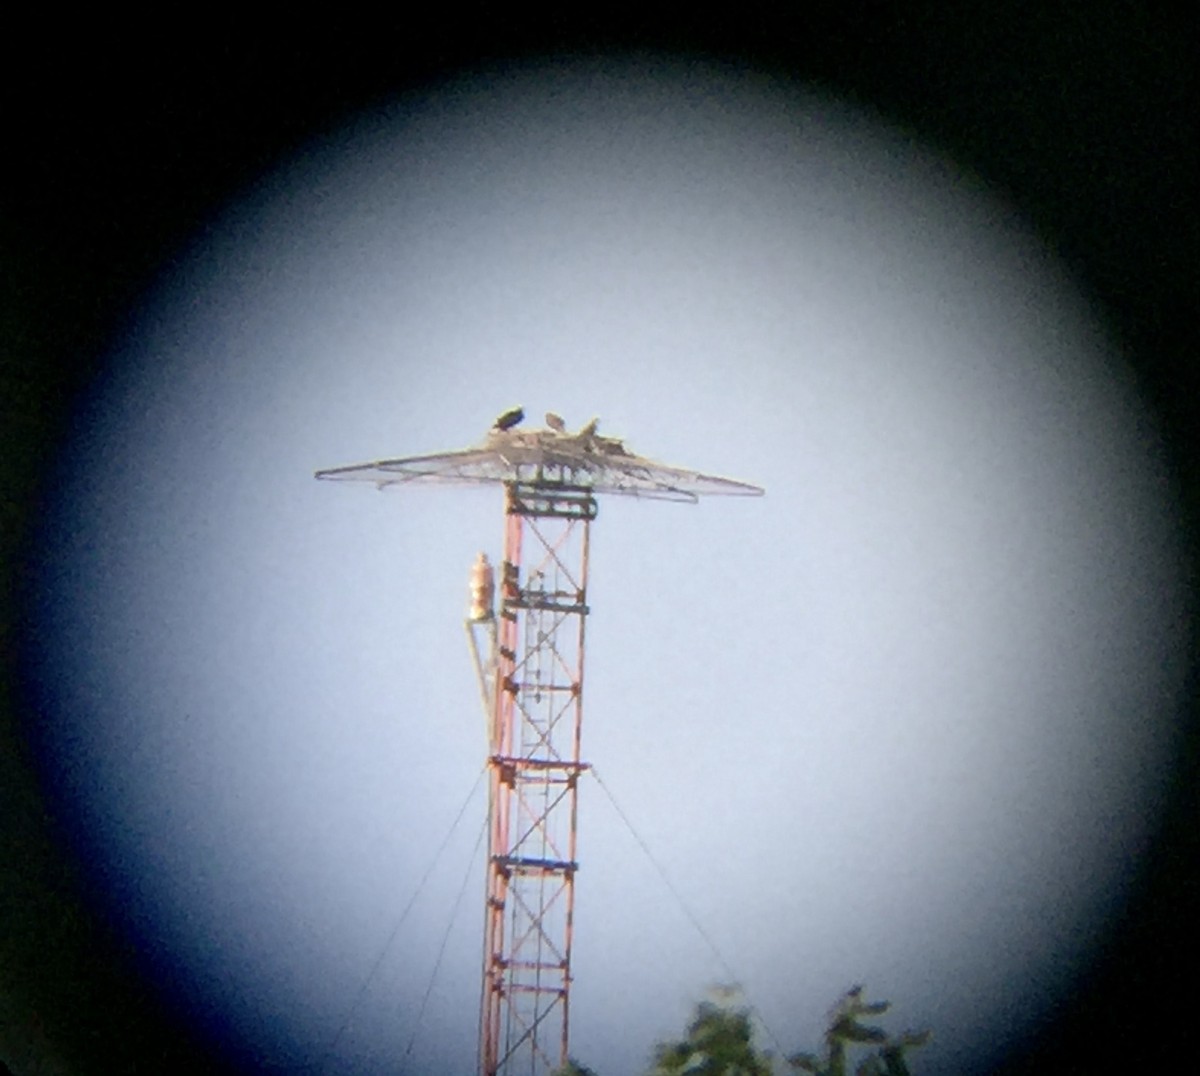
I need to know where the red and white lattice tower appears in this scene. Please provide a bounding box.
[317,411,762,1076]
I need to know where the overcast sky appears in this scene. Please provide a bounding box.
[26,57,1189,1075]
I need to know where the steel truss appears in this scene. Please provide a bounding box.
[320,417,762,1075]
[471,482,594,1076]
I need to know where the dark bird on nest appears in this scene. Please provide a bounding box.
[493,406,525,431]
[545,412,566,432]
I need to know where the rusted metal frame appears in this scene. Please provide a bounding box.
[506,689,577,760]
[523,514,585,598]
[502,788,577,1057]
[559,514,588,1065]
[506,759,556,856]
[480,498,524,1076]
[508,592,587,614]
[514,618,574,695]
[506,676,561,753]
[509,475,591,500]
[497,1019,558,1074]
[489,756,587,773]
[526,520,581,590]
[509,614,580,759]
[509,497,596,523]
[503,792,575,898]
[535,513,588,1069]
[520,574,576,612]
[501,758,580,844]
[514,604,582,697]
[512,599,563,1066]
[510,692,569,763]
[506,940,561,1041]
[541,624,583,692]
[501,686,576,719]
[495,987,566,1071]
[523,498,586,562]
[506,606,575,760]
[493,495,571,1074]
[507,920,566,982]
[493,499,527,1073]
[503,983,566,1046]
[483,484,591,1076]
[503,977,568,999]
[518,521,587,687]
[502,793,569,1038]
[510,685,571,764]
[512,518,585,759]
[506,878,571,967]
[506,800,565,871]
[502,981,567,1046]
[508,483,598,522]
[498,885,563,1073]
[506,966,569,980]
[508,777,574,865]
[506,778,567,899]
[501,854,576,872]
[506,633,580,935]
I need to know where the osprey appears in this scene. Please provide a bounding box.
[492,406,525,431]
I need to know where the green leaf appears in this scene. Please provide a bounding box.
[553,1063,600,1076]
[855,1057,883,1076]
[830,1017,887,1044]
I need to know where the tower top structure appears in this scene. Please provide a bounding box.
[314,411,765,502]
[316,408,761,1075]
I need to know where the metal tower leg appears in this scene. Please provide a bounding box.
[479,483,594,1076]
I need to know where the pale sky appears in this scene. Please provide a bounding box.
[27,57,1188,1074]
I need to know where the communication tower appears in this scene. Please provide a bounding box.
[316,410,762,1075]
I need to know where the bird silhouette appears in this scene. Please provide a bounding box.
[493,406,525,431]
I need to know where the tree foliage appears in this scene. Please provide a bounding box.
[646,997,774,1076]
[564,984,929,1075]
[787,986,930,1076]
[554,1061,602,1076]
